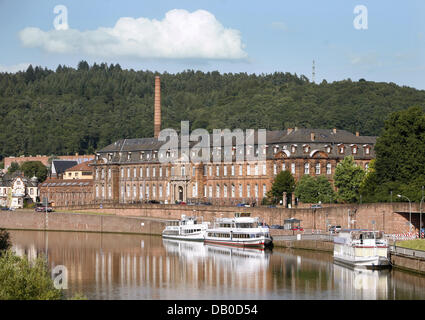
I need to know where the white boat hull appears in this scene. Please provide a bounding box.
[162,232,205,242]
[204,236,272,249]
[334,255,390,270]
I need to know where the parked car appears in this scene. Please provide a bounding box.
[201,202,212,206]
[329,225,341,233]
[1,207,10,211]
[148,200,160,204]
[35,206,54,212]
[291,226,304,231]
[236,203,250,207]
[270,225,284,229]
[311,204,322,209]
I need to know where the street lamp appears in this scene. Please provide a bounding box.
[420,195,425,238]
[398,194,412,233]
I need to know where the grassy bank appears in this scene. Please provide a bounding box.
[397,239,425,251]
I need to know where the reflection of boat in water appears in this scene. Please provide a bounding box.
[205,212,273,249]
[162,238,270,273]
[333,264,390,299]
[162,238,207,260]
[333,229,390,270]
[162,215,209,241]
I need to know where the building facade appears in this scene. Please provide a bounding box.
[91,127,376,206]
[63,160,94,180]
[39,178,94,207]
[0,172,39,208]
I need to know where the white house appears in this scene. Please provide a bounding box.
[0,171,39,209]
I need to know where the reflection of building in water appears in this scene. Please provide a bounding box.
[12,244,39,262]
[333,264,389,299]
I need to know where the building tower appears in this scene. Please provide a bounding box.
[154,76,161,138]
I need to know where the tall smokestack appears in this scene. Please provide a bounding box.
[154,76,161,138]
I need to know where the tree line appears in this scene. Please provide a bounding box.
[0,61,424,159]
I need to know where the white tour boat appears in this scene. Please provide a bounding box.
[162,215,209,241]
[204,212,273,249]
[333,229,390,269]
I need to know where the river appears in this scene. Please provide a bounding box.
[7,230,425,300]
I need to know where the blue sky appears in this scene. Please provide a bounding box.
[1,0,424,89]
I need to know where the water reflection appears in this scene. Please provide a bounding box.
[7,230,425,300]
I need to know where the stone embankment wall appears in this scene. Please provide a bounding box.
[60,202,421,234]
[0,210,166,235]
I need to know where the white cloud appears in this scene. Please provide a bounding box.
[271,21,288,32]
[19,9,247,60]
[0,63,31,73]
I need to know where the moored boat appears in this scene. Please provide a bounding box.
[162,215,209,241]
[333,229,390,270]
[204,212,273,249]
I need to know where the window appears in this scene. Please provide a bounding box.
[291,145,296,153]
[192,167,196,176]
[231,165,235,176]
[216,166,219,177]
[365,147,370,155]
[153,167,156,177]
[365,163,369,171]
[127,184,130,198]
[326,163,332,175]
[224,184,228,197]
[304,163,310,174]
[263,184,267,197]
[160,167,163,177]
[108,168,111,180]
[167,183,170,197]
[282,162,286,172]
[203,166,207,176]
[140,167,143,177]
[146,185,150,199]
[159,185,163,197]
[127,168,130,178]
[133,184,137,198]
[304,145,309,153]
[181,166,186,176]
[204,185,207,197]
[239,165,243,176]
[139,184,143,199]
[273,163,277,175]
[133,167,137,178]
[291,163,296,174]
[247,165,251,176]
[101,169,105,179]
[255,184,258,198]
[152,185,156,198]
[108,185,112,198]
[192,183,197,197]
[121,168,124,178]
[352,146,357,154]
[231,185,235,198]
[223,165,227,176]
[247,185,251,197]
[146,167,150,177]
[209,186,213,198]
[326,146,331,153]
[254,164,259,176]
[216,185,220,198]
[339,145,344,154]
[262,163,267,175]
[239,184,243,198]
[209,166,212,176]
[315,163,321,175]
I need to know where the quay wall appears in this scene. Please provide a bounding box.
[61,202,421,234]
[0,210,166,236]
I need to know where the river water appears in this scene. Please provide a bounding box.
[7,230,425,300]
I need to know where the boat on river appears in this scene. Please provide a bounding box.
[333,229,390,270]
[204,212,273,249]
[162,215,209,241]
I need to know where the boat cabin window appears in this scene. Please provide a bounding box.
[235,223,257,228]
[166,221,179,226]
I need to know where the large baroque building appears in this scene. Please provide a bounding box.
[91,76,376,206]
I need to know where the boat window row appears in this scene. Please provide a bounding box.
[183,229,202,234]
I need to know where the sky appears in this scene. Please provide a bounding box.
[1,0,424,89]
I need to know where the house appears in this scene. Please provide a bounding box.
[0,171,39,208]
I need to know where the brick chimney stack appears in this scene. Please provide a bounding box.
[311,132,315,141]
[154,76,161,139]
[356,131,360,137]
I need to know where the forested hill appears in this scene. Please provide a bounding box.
[0,61,424,158]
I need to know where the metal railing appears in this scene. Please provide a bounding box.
[389,245,425,259]
[272,233,334,242]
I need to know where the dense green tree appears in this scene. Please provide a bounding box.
[19,161,48,182]
[0,229,11,252]
[0,251,63,300]
[334,156,366,203]
[294,175,335,204]
[372,107,425,202]
[268,170,295,204]
[7,161,19,174]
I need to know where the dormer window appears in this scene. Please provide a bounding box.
[352,145,357,154]
[338,144,345,154]
[108,153,112,161]
[291,145,297,153]
[364,146,370,155]
[325,146,332,153]
[127,152,131,160]
[303,145,310,153]
[273,145,279,154]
